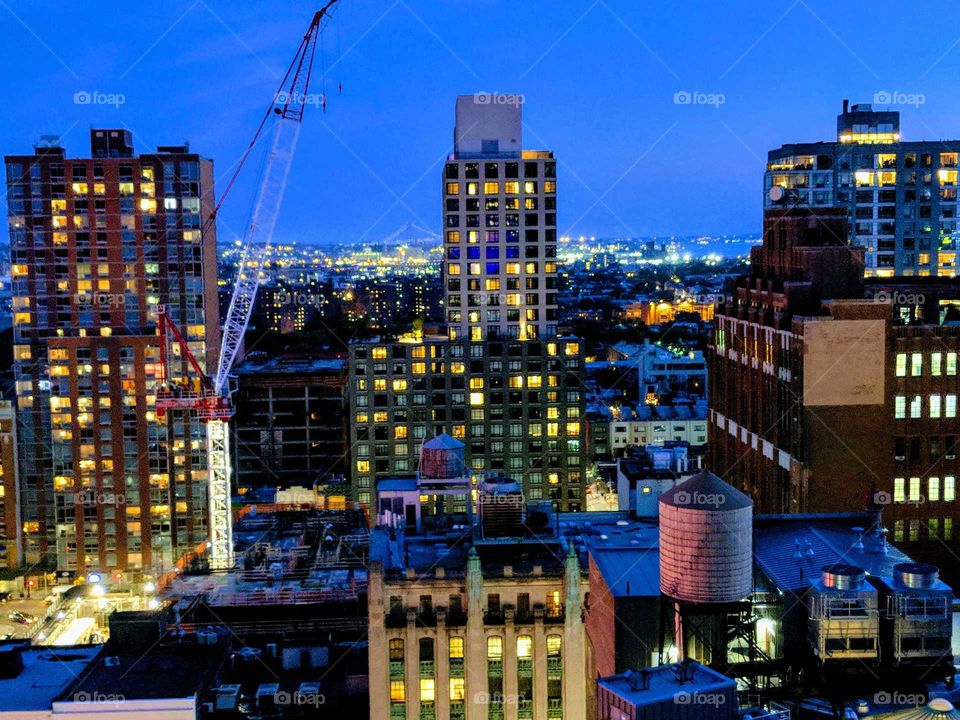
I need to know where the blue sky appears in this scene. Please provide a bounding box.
[2,0,960,243]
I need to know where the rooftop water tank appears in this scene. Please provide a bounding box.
[419,433,466,481]
[659,471,753,603]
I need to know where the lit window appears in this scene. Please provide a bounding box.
[372,347,388,360]
[949,353,958,376]
[450,677,465,701]
[895,353,907,377]
[487,636,503,660]
[894,395,906,419]
[419,678,435,703]
[517,635,533,658]
[546,591,561,618]
[524,181,537,193]
[390,680,405,702]
[446,182,459,195]
[546,635,562,656]
[930,394,942,418]
[894,477,905,503]
[929,477,941,502]
[931,352,943,376]
[470,392,484,406]
[911,353,922,376]
[910,395,922,419]
[948,395,957,418]
[356,460,370,473]
[449,637,464,659]
[392,379,407,391]
[394,426,408,440]
[466,182,478,196]
[909,477,921,502]
[483,182,499,194]
[945,476,956,502]
[504,181,520,194]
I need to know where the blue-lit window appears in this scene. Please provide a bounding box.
[447,247,461,259]
[486,247,500,259]
[506,247,520,258]
[507,230,519,243]
[467,247,480,259]
[486,262,500,274]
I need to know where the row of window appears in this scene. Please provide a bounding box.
[892,476,957,503]
[895,352,959,377]
[445,161,556,180]
[894,394,959,419]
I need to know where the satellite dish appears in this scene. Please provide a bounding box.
[769,186,787,203]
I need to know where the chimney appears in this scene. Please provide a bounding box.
[843,99,849,114]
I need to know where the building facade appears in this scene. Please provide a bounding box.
[348,336,587,510]
[368,526,588,720]
[232,355,347,490]
[709,205,960,578]
[765,100,960,277]
[0,401,20,569]
[4,129,220,573]
[444,95,559,341]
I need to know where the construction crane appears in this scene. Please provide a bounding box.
[156,3,342,570]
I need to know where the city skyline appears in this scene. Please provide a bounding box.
[4,1,960,244]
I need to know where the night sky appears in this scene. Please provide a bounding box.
[2,0,960,243]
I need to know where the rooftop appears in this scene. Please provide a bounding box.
[753,514,913,592]
[233,354,346,375]
[598,660,735,706]
[0,643,101,711]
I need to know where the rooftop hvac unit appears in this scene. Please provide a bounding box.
[880,563,953,666]
[477,476,524,537]
[807,564,879,663]
[215,685,242,711]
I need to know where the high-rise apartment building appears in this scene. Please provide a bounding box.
[4,129,220,574]
[443,95,559,341]
[709,205,960,579]
[348,335,587,510]
[765,100,960,277]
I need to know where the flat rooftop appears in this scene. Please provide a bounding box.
[64,638,228,702]
[0,644,101,712]
[599,660,735,705]
[233,354,346,375]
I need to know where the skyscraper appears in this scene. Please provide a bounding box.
[765,100,960,277]
[443,94,559,341]
[4,129,220,574]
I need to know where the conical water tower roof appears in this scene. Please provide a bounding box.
[659,470,753,510]
[874,699,960,720]
[422,432,464,450]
